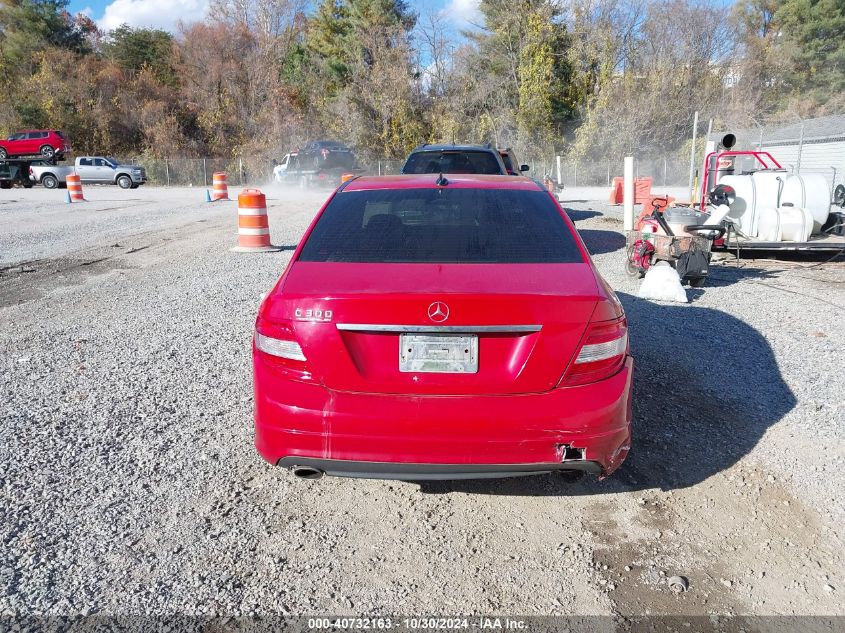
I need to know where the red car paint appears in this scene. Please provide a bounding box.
[0,129,70,159]
[253,174,633,480]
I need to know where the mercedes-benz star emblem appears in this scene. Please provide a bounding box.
[427,301,449,323]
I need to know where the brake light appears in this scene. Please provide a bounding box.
[254,320,306,361]
[563,317,628,386]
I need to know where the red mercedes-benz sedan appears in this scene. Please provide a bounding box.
[253,174,632,481]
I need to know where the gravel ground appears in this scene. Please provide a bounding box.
[1,185,843,619]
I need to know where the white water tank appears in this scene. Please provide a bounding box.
[780,173,831,233]
[757,206,813,242]
[719,172,785,236]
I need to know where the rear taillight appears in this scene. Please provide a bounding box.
[254,320,306,361]
[255,332,305,360]
[562,317,628,386]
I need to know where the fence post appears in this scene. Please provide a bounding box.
[165,159,170,187]
[623,157,634,231]
[663,158,667,187]
[556,156,561,185]
[239,157,244,185]
[378,160,381,176]
[607,162,610,187]
[688,110,699,201]
[203,158,208,187]
[573,163,577,188]
[797,121,805,172]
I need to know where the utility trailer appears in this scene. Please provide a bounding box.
[695,133,845,254]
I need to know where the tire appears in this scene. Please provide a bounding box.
[0,181,11,189]
[41,174,59,189]
[130,183,139,189]
[688,277,707,288]
[0,148,7,160]
[625,259,644,278]
[116,175,132,189]
[39,145,55,159]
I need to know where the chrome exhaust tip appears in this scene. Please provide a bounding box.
[291,465,324,480]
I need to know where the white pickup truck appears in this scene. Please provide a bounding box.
[30,156,147,189]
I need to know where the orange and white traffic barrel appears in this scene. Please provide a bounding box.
[340,172,355,184]
[67,173,85,202]
[212,172,229,200]
[232,189,281,253]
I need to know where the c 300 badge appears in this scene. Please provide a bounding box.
[294,308,333,322]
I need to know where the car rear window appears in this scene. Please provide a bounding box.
[298,188,583,264]
[402,151,503,175]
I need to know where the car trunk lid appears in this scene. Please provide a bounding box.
[264,262,600,395]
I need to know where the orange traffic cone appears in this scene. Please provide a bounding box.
[231,189,281,253]
[212,172,230,201]
[67,174,85,202]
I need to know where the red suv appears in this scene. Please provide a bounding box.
[0,130,70,160]
[253,174,633,481]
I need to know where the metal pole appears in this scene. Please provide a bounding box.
[623,156,634,231]
[688,110,699,200]
[203,158,207,187]
[556,155,562,185]
[797,122,805,172]
[573,163,577,188]
[165,159,170,187]
[378,160,381,176]
[239,157,244,185]
[663,157,667,187]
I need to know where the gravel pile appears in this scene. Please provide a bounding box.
[0,187,842,617]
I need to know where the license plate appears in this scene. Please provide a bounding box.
[399,334,478,373]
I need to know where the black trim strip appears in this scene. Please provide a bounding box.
[278,457,602,480]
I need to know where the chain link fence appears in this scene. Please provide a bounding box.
[118,154,689,189]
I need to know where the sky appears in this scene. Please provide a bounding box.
[67,0,482,35]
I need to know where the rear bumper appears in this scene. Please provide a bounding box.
[278,457,602,480]
[254,356,633,480]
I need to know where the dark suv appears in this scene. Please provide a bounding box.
[498,148,530,175]
[0,130,70,160]
[296,140,357,171]
[401,145,508,175]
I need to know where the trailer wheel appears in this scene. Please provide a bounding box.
[625,259,644,278]
[41,174,59,189]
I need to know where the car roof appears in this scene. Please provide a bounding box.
[410,144,498,153]
[342,174,545,191]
